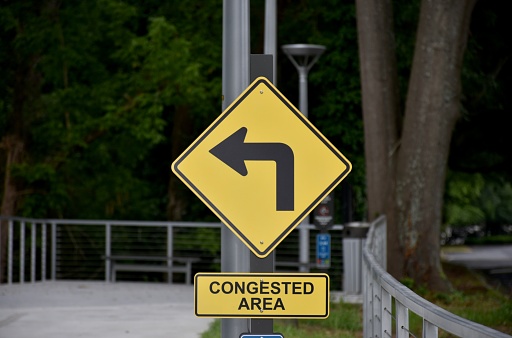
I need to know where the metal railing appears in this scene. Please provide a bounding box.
[363,215,511,338]
[0,216,223,284]
[0,216,345,289]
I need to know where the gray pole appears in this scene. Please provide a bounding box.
[264,0,277,85]
[281,44,326,273]
[298,67,309,272]
[222,1,251,337]
[298,68,308,117]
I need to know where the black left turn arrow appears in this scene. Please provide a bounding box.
[209,127,294,211]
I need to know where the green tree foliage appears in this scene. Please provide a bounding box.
[1,0,221,220]
[1,0,510,232]
[445,172,512,233]
[444,172,486,226]
[445,0,512,232]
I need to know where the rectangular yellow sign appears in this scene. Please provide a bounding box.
[194,273,329,318]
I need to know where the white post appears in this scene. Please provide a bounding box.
[105,223,111,282]
[362,261,371,337]
[31,223,36,283]
[51,222,56,281]
[382,289,392,337]
[396,300,409,338]
[20,221,25,284]
[423,319,438,338]
[167,224,173,284]
[372,273,382,336]
[42,223,47,281]
[8,219,13,284]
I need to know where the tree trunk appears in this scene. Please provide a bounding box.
[0,136,25,282]
[0,12,41,280]
[387,0,476,290]
[355,0,400,221]
[167,105,194,221]
[357,0,476,291]
[0,57,39,282]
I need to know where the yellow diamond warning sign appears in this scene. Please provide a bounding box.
[172,77,351,258]
[194,273,329,318]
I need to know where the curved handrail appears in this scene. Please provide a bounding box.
[363,216,511,338]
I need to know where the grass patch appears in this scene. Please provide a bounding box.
[275,301,362,337]
[200,263,512,337]
[200,302,362,338]
[408,263,512,336]
[201,319,221,338]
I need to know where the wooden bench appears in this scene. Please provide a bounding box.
[105,255,199,285]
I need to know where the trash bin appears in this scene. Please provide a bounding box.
[342,222,369,295]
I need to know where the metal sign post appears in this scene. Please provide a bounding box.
[264,0,277,86]
[172,4,351,338]
[222,1,250,338]
[249,54,274,335]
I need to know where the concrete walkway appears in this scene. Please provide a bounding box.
[442,244,512,271]
[0,281,213,338]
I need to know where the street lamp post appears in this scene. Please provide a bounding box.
[281,43,326,272]
[282,44,326,118]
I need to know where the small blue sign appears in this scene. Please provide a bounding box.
[240,334,284,338]
[316,233,331,268]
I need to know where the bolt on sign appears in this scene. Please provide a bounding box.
[172,77,351,258]
[194,273,329,318]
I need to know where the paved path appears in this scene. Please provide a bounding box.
[442,244,512,271]
[0,281,213,338]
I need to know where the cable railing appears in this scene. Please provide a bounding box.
[363,215,511,338]
[0,216,345,289]
[3,215,510,336]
